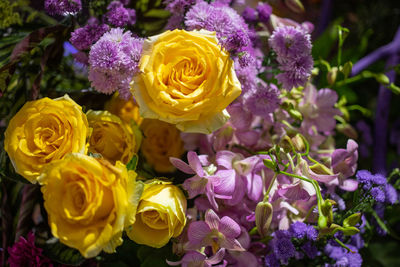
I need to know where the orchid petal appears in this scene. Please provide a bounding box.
[170,157,196,174]
[219,216,241,238]
[188,221,210,246]
[211,169,236,196]
[215,151,237,169]
[205,209,221,230]
[188,151,205,177]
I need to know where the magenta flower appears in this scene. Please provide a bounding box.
[331,139,359,191]
[8,232,53,267]
[299,84,342,134]
[170,151,236,210]
[187,209,244,252]
[167,248,226,267]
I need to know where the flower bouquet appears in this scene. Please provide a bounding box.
[1,0,400,266]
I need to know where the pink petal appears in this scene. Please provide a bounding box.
[220,237,245,251]
[246,173,263,202]
[206,248,226,265]
[205,209,221,230]
[170,157,196,174]
[339,179,359,192]
[216,151,237,169]
[219,216,241,238]
[317,88,338,107]
[228,251,259,267]
[188,221,210,246]
[183,176,207,198]
[211,169,236,196]
[188,151,205,177]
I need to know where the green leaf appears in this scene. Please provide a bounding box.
[143,9,171,19]
[343,213,361,227]
[43,238,86,266]
[127,154,139,171]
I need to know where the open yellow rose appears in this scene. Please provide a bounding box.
[87,110,140,164]
[38,153,142,258]
[131,29,242,134]
[140,119,185,173]
[126,180,187,248]
[4,95,89,183]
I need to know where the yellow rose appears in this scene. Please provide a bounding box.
[131,29,242,134]
[140,119,185,173]
[105,92,143,125]
[126,180,187,248]
[38,153,142,258]
[4,95,89,183]
[87,110,140,164]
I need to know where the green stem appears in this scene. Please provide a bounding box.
[264,172,278,202]
[335,74,363,87]
[334,238,355,253]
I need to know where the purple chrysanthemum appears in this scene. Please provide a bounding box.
[105,1,136,27]
[256,2,272,23]
[8,232,53,267]
[88,28,143,97]
[243,82,281,117]
[185,1,251,53]
[269,26,313,90]
[70,18,110,50]
[44,0,81,16]
[276,54,314,90]
[242,7,257,23]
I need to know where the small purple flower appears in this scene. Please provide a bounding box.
[265,253,280,267]
[8,232,53,267]
[301,241,318,259]
[187,209,244,251]
[289,221,308,239]
[242,7,257,23]
[356,169,375,190]
[269,26,313,90]
[70,18,109,50]
[272,234,296,263]
[88,28,143,97]
[385,184,398,204]
[371,187,385,202]
[242,82,281,117]
[306,226,318,241]
[105,1,136,27]
[44,0,81,16]
[256,3,272,23]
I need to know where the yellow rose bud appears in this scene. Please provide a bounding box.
[4,95,89,183]
[140,119,185,173]
[131,29,242,134]
[105,92,143,125]
[38,153,142,258]
[126,180,187,248]
[87,110,139,165]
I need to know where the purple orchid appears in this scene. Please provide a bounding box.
[331,139,359,191]
[187,209,244,252]
[167,248,226,267]
[170,151,236,209]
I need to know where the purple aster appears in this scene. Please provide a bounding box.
[88,28,142,97]
[306,225,318,241]
[385,184,398,204]
[242,7,257,23]
[325,242,362,267]
[372,173,387,185]
[8,232,53,267]
[185,1,251,53]
[242,82,281,117]
[301,241,318,259]
[164,0,196,13]
[70,18,109,50]
[187,209,244,251]
[356,170,374,190]
[89,39,120,69]
[289,221,308,239]
[105,1,136,27]
[256,2,272,23]
[272,235,296,263]
[275,54,314,90]
[269,26,312,59]
[265,253,280,267]
[371,187,385,202]
[44,0,81,16]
